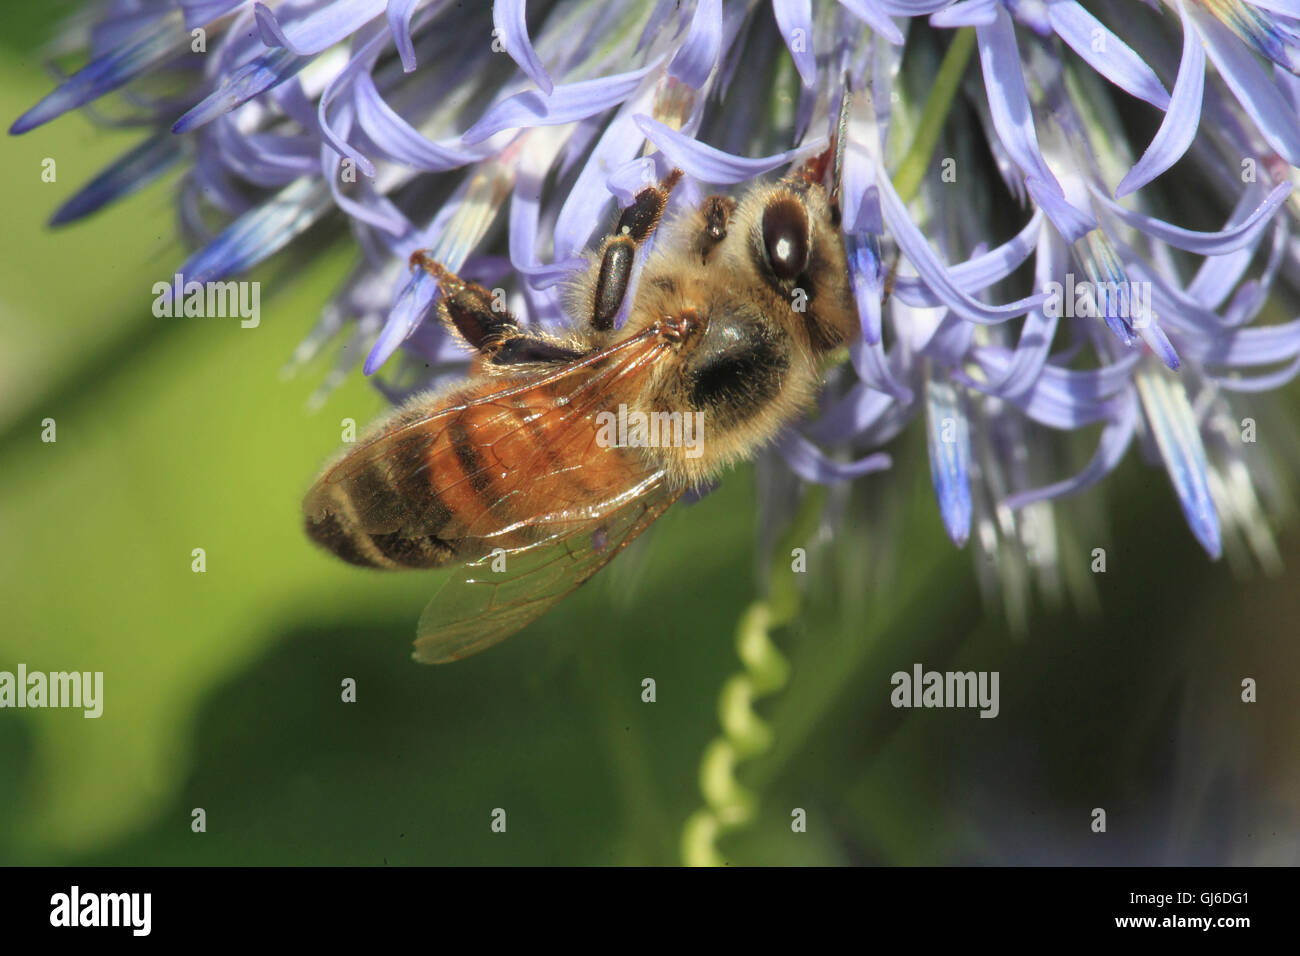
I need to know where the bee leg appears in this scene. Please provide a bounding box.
[590,168,683,331]
[410,252,586,367]
[691,194,736,264]
[410,252,520,355]
[790,143,834,189]
[881,248,901,307]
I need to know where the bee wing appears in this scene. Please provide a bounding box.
[413,474,681,663]
[304,324,672,554]
[303,322,690,660]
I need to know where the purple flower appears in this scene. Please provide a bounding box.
[14,0,1300,614]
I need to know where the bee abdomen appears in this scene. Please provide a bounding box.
[305,442,460,570]
[304,511,382,568]
[304,382,588,572]
[304,508,458,571]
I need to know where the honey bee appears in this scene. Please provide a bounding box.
[303,144,862,663]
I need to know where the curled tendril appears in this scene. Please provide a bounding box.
[680,487,825,866]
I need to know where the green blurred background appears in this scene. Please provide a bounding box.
[1,5,1297,866]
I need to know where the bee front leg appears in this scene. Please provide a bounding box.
[691,194,736,264]
[410,253,586,367]
[411,252,518,355]
[590,168,683,331]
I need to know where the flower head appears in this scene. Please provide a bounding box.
[15,0,1300,616]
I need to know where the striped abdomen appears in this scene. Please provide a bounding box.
[303,377,647,570]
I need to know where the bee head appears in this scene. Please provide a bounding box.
[745,180,860,353]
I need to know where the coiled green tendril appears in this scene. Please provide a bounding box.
[680,487,824,866]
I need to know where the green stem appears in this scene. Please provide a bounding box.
[680,487,825,866]
[891,28,976,204]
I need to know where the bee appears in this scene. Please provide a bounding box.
[303,145,862,663]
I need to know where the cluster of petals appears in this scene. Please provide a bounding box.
[14,0,1300,582]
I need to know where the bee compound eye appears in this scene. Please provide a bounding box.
[761,195,810,281]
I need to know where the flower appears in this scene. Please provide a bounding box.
[13,0,1300,616]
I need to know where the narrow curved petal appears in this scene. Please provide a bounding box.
[846,230,886,344]
[253,0,386,57]
[50,134,183,226]
[1210,355,1300,392]
[809,380,900,442]
[669,0,723,87]
[1135,366,1222,558]
[1047,1,1169,109]
[925,377,973,546]
[1003,396,1138,509]
[11,10,187,134]
[1190,3,1300,164]
[463,61,659,145]
[179,177,334,284]
[1091,182,1290,255]
[635,115,817,182]
[366,268,439,375]
[967,228,1064,400]
[353,70,491,171]
[892,209,1043,306]
[930,0,998,28]
[173,47,307,133]
[772,0,817,88]
[1116,2,1204,197]
[777,431,893,483]
[878,167,1047,324]
[387,0,422,73]
[493,0,554,94]
[836,0,905,44]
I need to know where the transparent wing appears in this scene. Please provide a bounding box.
[303,324,673,554]
[413,474,681,663]
[301,321,690,661]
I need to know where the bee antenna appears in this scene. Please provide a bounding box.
[830,74,852,209]
[790,76,851,201]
